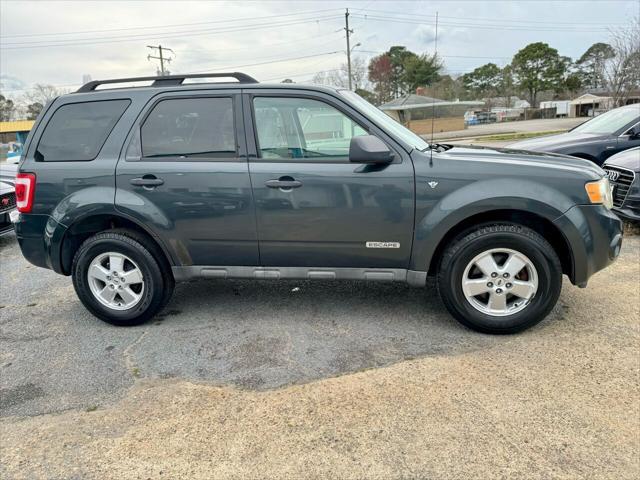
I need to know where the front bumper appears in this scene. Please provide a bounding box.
[553,204,623,287]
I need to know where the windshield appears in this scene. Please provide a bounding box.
[572,105,640,134]
[339,90,430,151]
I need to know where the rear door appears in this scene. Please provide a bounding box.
[115,90,258,266]
[243,89,415,268]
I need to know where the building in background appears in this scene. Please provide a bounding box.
[379,89,484,134]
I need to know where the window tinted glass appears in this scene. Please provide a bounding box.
[37,100,130,161]
[141,97,235,158]
[253,97,367,159]
[572,105,640,134]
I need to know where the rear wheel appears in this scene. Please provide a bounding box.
[437,223,562,334]
[72,231,172,326]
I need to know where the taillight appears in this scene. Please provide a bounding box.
[15,173,36,213]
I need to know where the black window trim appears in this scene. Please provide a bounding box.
[131,93,241,163]
[247,92,400,165]
[34,98,131,162]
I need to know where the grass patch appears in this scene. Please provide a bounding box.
[476,130,566,142]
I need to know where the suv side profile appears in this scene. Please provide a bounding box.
[13,73,623,333]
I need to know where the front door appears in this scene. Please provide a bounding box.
[244,91,415,268]
[116,91,259,266]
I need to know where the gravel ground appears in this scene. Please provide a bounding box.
[0,233,639,479]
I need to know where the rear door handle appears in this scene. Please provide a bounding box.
[265,178,302,189]
[130,176,164,187]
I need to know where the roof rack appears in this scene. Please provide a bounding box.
[76,72,258,93]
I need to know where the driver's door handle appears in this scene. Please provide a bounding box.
[265,178,302,189]
[130,176,164,187]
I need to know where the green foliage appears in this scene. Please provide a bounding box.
[367,46,442,102]
[403,53,441,92]
[26,102,43,120]
[511,42,567,106]
[0,95,15,122]
[462,63,502,98]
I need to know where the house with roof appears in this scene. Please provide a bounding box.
[379,89,485,134]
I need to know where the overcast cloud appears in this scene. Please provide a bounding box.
[1,0,638,97]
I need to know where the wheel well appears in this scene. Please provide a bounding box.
[569,152,597,162]
[60,215,173,276]
[427,209,573,279]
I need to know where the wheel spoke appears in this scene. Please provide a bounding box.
[118,287,140,305]
[474,253,499,277]
[109,254,124,273]
[121,268,143,285]
[463,278,491,297]
[88,264,110,283]
[510,280,536,300]
[503,253,527,277]
[99,286,117,304]
[487,292,507,311]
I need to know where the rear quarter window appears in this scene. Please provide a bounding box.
[36,99,130,161]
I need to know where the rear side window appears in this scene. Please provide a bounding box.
[36,99,130,161]
[141,97,236,159]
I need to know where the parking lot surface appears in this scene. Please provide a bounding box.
[1,233,639,479]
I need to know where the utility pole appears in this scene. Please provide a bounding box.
[147,45,174,76]
[345,8,354,90]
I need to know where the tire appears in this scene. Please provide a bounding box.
[72,230,173,326]
[437,223,562,334]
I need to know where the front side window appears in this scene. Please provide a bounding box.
[37,99,130,161]
[253,97,367,159]
[141,97,235,159]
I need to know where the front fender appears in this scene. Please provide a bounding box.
[410,178,574,272]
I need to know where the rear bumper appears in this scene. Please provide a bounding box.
[554,204,623,287]
[13,213,67,274]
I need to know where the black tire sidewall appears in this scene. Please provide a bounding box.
[72,234,165,326]
[440,229,562,333]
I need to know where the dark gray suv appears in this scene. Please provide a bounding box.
[12,73,623,333]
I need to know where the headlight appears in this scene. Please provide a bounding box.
[585,177,614,209]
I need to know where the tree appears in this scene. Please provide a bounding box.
[21,84,66,109]
[511,42,566,106]
[26,102,44,120]
[387,46,415,97]
[368,53,394,103]
[602,18,640,106]
[577,42,615,90]
[462,63,503,102]
[403,53,441,92]
[311,57,368,90]
[425,75,465,101]
[0,95,15,121]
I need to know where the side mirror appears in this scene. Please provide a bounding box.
[349,135,394,164]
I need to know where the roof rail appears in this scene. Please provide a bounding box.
[76,72,258,93]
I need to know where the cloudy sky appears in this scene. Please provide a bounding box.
[1,0,638,97]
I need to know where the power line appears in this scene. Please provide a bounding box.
[0,8,342,39]
[352,7,626,26]
[1,15,343,49]
[350,13,613,33]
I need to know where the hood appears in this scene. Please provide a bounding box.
[507,131,606,152]
[604,147,640,172]
[439,144,604,178]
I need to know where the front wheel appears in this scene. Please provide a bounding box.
[437,223,562,334]
[72,231,172,326]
